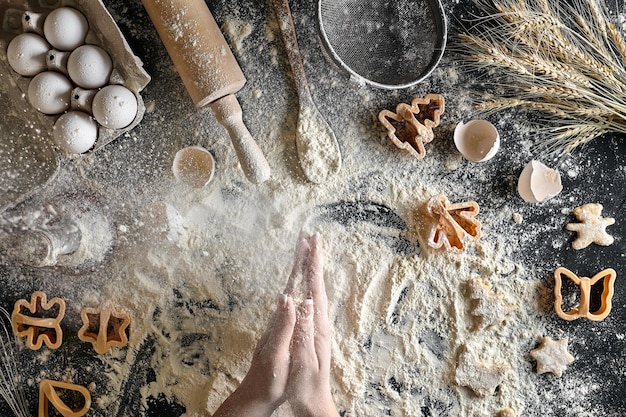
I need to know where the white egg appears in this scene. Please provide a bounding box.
[7,33,50,76]
[454,120,500,162]
[43,7,88,51]
[517,160,563,203]
[172,146,215,188]
[28,71,72,114]
[53,111,98,154]
[92,85,138,129]
[67,45,113,89]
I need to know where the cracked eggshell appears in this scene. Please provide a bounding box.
[454,120,500,162]
[517,160,563,203]
[172,146,215,188]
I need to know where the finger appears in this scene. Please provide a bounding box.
[256,294,297,356]
[290,299,317,371]
[306,234,332,371]
[307,233,330,322]
[284,236,311,297]
[263,294,297,358]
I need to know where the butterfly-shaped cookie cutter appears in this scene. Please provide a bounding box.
[554,267,616,321]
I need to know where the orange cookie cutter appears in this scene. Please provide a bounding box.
[378,94,445,159]
[426,194,482,252]
[39,379,91,417]
[78,300,130,354]
[554,267,616,321]
[12,291,65,350]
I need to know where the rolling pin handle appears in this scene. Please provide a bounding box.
[211,94,271,184]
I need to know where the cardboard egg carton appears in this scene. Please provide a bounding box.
[0,0,150,211]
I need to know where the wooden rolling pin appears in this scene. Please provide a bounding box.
[141,0,271,184]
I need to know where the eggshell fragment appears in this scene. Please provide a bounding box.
[67,45,113,89]
[517,160,563,203]
[92,85,138,129]
[7,33,50,76]
[172,146,215,188]
[43,7,89,51]
[454,120,500,162]
[28,71,72,114]
[53,111,98,154]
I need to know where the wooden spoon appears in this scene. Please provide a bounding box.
[273,0,342,184]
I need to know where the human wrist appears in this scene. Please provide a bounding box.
[220,384,279,417]
[290,392,339,417]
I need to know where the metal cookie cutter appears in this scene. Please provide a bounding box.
[554,267,616,321]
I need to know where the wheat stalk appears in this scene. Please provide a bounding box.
[459,0,626,155]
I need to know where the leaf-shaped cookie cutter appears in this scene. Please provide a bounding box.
[427,194,482,252]
[11,291,65,350]
[39,379,91,417]
[78,300,130,354]
[378,94,445,159]
[554,267,616,321]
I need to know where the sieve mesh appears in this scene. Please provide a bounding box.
[318,0,446,89]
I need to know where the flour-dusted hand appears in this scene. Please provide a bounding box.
[288,233,340,417]
[213,233,338,417]
[212,292,296,417]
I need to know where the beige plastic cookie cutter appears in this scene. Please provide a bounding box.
[78,300,130,354]
[554,267,616,321]
[378,94,445,159]
[39,379,91,417]
[426,194,482,252]
[11,291,65,350]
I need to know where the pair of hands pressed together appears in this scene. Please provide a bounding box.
[213,232,339,417]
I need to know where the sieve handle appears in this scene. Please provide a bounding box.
[272,0,313,104]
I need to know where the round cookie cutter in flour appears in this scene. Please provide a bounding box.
[318,0,447,89]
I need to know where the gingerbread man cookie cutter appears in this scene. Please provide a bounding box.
[11,291,65,350]
[554,267,616,321]
[39,379,91,417]
[378,94,445,159]
[426,194,482,252]
[78,300,130,354]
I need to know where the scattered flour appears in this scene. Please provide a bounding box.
[0,0,624,416]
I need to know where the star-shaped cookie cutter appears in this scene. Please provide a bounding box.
[554,267,616,321]
[426,194,482,252]
[565,203,615,250]
[39,379,91,417]
[78,300,130,354]
[378,94,445,159]
[11,291,65,350]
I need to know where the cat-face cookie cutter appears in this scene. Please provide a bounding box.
[78,300,130,354]
[554,267,616,321]
[11,291,65,350]
[426,194,482,252]
[39,379,91,417]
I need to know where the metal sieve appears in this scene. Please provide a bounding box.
[318,0,447,89]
